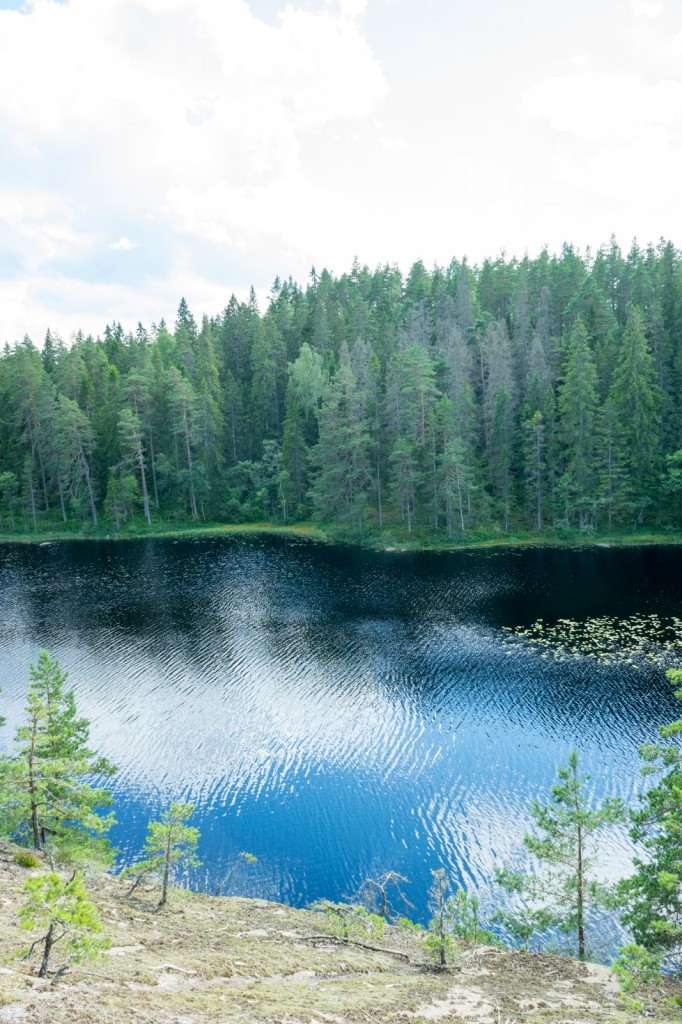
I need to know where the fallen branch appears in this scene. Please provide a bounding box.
[67,967,117,982]
[155,963,198,975]
[301,934,411,962]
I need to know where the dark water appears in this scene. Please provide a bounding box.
[1,537,681,943]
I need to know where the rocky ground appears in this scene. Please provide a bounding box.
[0,844,680,1024]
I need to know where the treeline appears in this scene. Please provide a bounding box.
[1,237,682,538]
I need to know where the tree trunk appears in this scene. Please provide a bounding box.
[148,425,160,510]
[57,471,67,523]
[182,400,198,521]
[29,717,41,850]
[136,441,151,526]
[27,459,37,531]
[78,441,98,526]
[161,833,172,906]
[38,922,55,977]
[577,820,585,960]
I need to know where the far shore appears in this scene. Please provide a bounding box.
[2,520,682,554]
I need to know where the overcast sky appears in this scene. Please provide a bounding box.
[0,0,680,343]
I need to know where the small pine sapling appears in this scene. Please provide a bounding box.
[123,801,201,907]
[313,900,386,942]
[612,944,664,1013]
[424,868,456,969]
[495,749,626,960]
[17,871,109,982]
[619,669,682,962]
[447,887,499,946]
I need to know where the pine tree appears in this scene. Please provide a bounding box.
[18,871,109,982]
[55,395,99,526]
[193,315,224,503]
[166,369,201,521]
[281,387,309,516]
[489,383,514,531]
[1,651,116,863]
[618,669,682,959]
[118,408,151,526]
[124,802,201,907]
[495,751,626,960]
[0,471,19,531]
[439,437,474,537]
[523,411,546,530]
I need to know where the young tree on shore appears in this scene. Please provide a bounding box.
[495,750,626,960]
[18,871,108,982]
[619,669,682,962]
[0,651,116,864]
[124,801,200,907]
[425,868,455,969]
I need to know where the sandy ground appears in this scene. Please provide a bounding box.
[0,844,680,1024]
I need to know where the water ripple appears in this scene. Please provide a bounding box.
[1,537,681,940]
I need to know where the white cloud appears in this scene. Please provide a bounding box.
[338,0,367,16]
[0,0,387,341]
[518,69,682,237]
[111,236,140,251]
[0,187,93,271]
[661,29,682,56]
[519,72,682,143]
[630,0,663,19]
[0,0,681,343]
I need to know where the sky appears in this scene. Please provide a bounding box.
[0,0,680,343]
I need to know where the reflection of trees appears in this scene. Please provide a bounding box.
[3,538,682,753]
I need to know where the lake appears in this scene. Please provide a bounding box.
[1,537,681,947]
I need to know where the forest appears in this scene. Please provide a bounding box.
[1,236,681,540]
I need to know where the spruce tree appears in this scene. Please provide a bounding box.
[610,305,661,522]
[311,346,371,530]
[558,318,599,527]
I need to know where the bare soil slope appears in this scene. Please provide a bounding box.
[0,845,679,1024]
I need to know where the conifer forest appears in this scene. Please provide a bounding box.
[1,237,682,540]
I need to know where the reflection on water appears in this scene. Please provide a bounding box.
[1,537,681,939]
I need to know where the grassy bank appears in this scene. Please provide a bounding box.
[0,521,330,546]
[2,517,682,554]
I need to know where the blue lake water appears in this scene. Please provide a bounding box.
[1,537,681,950]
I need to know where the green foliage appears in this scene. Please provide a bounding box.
[558,318,599,527]
[14,851,41,869]
[618,668,682,961]
[17,871,109,981]
[313,900,386,942]
[123,801,201,907]
[424,869,458,969]
[1,242,681,542]
[494,750,626,959]
[446,887,500,946]
[612,944,663,1013]
[0,650,116,865]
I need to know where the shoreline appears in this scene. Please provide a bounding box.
[1,520,682,553]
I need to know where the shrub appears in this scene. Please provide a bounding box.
[14,851,41,869]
